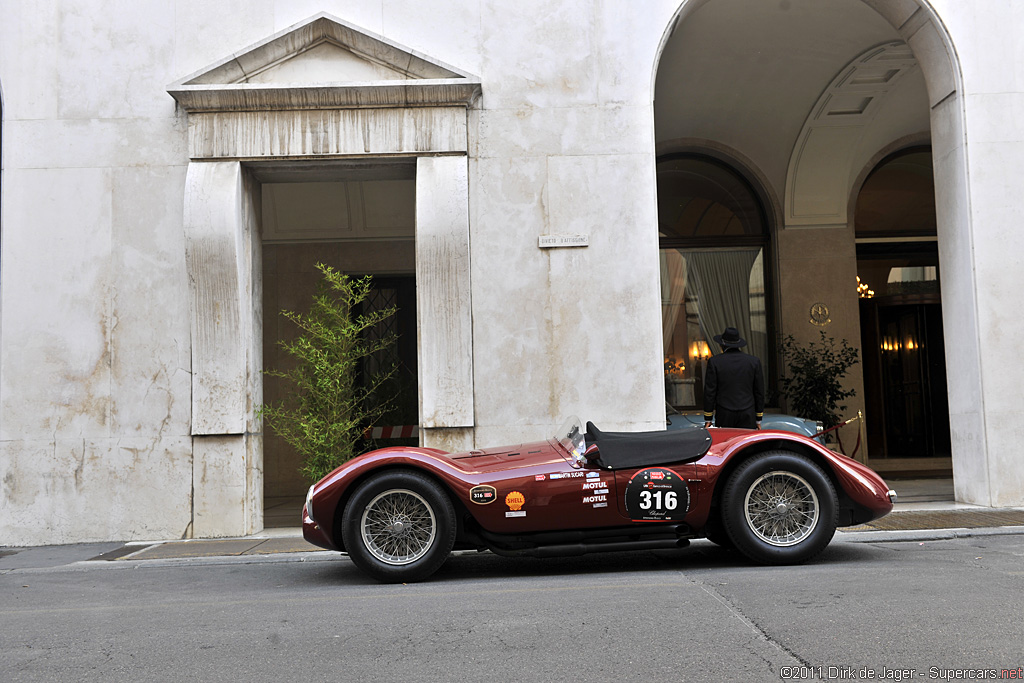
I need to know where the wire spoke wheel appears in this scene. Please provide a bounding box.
[360,489,437,565]
[342,471,457,582]
[721,450,837,565]
[744,470,819,546]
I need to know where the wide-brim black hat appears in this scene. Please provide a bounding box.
[713,326,747,348]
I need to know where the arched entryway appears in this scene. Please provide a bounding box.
[653,0,982,500]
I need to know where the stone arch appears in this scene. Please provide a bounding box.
[853,2,985,504]
[654,138,784,347]
[846,131,932,220]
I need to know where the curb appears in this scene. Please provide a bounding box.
[835,525,1024,543]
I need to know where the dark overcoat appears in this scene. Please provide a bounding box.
[702,348,765,427]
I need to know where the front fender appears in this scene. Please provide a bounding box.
[701,431,893,525]
[305,447,460,549]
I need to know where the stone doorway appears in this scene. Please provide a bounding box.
[169,13,480,536]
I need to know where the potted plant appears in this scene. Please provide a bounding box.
[778,331,859,432]
[259,263,398,483]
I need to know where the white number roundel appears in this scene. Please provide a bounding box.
[625,467,689,521]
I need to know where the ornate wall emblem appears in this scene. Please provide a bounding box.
[809,302,831,326]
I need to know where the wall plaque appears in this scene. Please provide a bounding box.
[809,302,832,326]
[539,234,589,248]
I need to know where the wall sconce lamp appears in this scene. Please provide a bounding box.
[880,337,922,353]
[690,341,711,360]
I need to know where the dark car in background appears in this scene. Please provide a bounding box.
[666,403,822,440]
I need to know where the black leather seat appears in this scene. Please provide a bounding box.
[585,421,713,470]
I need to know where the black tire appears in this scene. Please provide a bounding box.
[720,450,837,565]
[341,470,456,583]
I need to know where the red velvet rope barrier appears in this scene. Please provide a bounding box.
[813,415,862,459]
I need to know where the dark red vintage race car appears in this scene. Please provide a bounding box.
[303,417,896,582]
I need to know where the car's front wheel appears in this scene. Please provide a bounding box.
[721,450,837,565]
[341,470,456,583]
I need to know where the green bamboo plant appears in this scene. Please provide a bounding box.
[259,263,397,483]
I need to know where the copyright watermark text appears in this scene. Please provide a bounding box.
[780,666,1024,681]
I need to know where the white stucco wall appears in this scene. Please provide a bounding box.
[1,0,1023,545]
[467,2,677,445]
[0,0,677,544]
[0,1,194,543]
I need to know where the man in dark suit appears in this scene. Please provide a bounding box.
[703,326,765,429]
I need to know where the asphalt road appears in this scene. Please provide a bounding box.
[2,535,1023,682]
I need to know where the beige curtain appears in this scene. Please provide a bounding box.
[660,250,688,352]
[685,248,768,366]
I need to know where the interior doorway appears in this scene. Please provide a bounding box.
[860,294,951,463]
[254,160,418,526]
[356,275,419,448]
[855,149,952,474]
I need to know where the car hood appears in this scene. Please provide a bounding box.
[446,440,569,472]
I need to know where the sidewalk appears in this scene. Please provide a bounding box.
[844,477,1024,532]
[4,479,1023,568]
[90,527,318,562]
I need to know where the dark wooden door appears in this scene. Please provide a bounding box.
[860,296,951,459]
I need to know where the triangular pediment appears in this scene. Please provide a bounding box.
[246,42,411,84]
[167,13,480,111]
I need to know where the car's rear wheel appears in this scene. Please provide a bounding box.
[341,470,455,583]
[721,450,837,564]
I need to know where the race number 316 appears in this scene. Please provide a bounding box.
[625,467,690,521]
[639,489,678,510]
